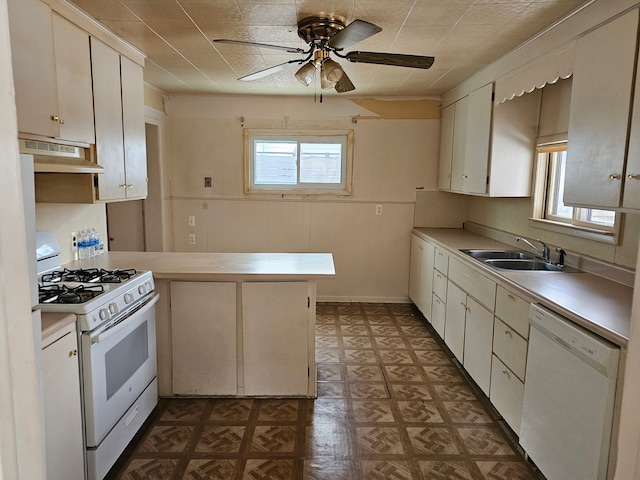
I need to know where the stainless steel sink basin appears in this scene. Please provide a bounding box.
[484,259,573,272]
[460,249,535,260]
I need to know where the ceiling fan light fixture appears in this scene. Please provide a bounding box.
[295,62,317,86]
[320,58,344,89]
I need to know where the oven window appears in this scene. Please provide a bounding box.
[105,322,149,400]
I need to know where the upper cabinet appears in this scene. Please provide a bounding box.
[440,83,541,197]
[564,10,639,209]
[91,38,147,201]
[8,0,94,143]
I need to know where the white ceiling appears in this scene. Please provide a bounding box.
[68,0,589,97]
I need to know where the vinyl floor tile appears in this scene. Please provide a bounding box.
[106,302,541,480]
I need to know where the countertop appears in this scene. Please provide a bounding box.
[63,252,336,281]
[413,228,633,347]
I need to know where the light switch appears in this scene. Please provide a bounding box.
[188,216,196,227]
[376,205,383,215]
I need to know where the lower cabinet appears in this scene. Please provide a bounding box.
[409,234,435,319]
[462,296,494,396]
[42,323,84,480]
[171,282,237,395]
[444,281,467,362]
[170,280,314,397]
[431,292,446,338]
[242,282,310,396]
[490,355,525,435]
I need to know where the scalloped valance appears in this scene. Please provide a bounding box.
[495,44,575,104]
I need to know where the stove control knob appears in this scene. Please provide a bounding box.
[99,309,109,320]
[138,285,147,295]
[124,293,134,304]
[109,303,118,314]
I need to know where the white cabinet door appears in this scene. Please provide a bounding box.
[431,292,446,339]
[242,282,310,396]
[43,329,84,480]
[171,282,237,395]
[8,0,60,138]
[439,103,454,190]
[450,96,469,192]
[463,83,493,194]
[408,235,434,319]
[121,56,148,199]
[445,281,466,362]
[463,297,494,395]
[624,17,640,209]
[91,38,126,201]
[52,14,94,144]
[565,10,638,208]
[490,355,524,435]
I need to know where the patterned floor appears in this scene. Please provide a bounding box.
[106,302,543,480]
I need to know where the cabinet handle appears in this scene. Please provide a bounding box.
[437,273,441,279]
[460,301,466,307]
[68,349,77,357]
[462,175,468,179]
[418,245,423,250]
[126,184,134,188]
[507,294,515,301]
[628,174,640,180]
[504,329,512,336]
[50,115,59,122]
[119,184,127,188]
[609,174,622,180]
[502,368,510,378]
[466,306,471,313]
[59,118,65,125]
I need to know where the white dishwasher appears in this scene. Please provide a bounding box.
[520,304,619,480]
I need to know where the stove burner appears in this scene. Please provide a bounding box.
[38,284,105,304]
[98,268,137,283]
[40,267,137,284]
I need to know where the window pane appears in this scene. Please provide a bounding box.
[254,141,297,185]
[585,209,616,227]
[299,143,342,184]
[550,151,573,219]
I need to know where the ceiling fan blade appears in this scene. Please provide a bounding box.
[239,61,300,81]
[335,71,355,93]
[328,19,382,50]
[213,39,306,54]
[346,51,434,69]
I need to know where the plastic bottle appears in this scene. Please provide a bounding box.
[90,228,99,257]
[78,230,90,260]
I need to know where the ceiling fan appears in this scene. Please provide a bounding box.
[213,15,435,94]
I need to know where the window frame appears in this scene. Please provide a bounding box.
[531,142,621,244]
[243,129,354,196]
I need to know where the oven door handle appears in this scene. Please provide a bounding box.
[91,294,159,344]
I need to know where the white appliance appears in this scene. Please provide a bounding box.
[36,239,158,480]
[520,304,620,480]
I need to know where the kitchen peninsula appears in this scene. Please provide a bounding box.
[66,252,335,397]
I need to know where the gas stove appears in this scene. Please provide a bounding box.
[37,267,155,332]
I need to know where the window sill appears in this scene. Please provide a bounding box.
[528,218,618,245]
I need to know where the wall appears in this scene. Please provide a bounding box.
[166,95,441,301]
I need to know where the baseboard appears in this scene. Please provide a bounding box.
[317,296,411,303]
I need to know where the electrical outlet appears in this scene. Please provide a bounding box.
[376,205,383,216]
[188,234,196,245]
[204,176,212,188]
[188,215,196,227]
[70,231,78,252]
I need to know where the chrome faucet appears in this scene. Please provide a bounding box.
[516,237,550,261]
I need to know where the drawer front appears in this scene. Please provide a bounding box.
[433,269,448,302]
[492,318,528,380]
[448,257,496,310]
[495,286,530,339]
[490,355,524,436]
[431,292,446,338]
[434,247,449,274]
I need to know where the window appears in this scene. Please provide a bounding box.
[245,130,353,195]
[532,143,619,241]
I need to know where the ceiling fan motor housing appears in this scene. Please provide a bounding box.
[297,16,346,44]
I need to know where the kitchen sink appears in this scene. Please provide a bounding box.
[460,249,535,260]
[460,249,580,272]
[484,259,564,271]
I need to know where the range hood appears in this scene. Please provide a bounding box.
[19,139,104,174]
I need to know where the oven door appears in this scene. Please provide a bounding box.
[82,294,159,447]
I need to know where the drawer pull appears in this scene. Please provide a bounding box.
[507,294,515,301]
[502,368,510,378]
[609,174,621,180]
[460,301,466,307]
[504,329,512,336]
[68,349,77,357]
[437,274,441,279]
[628,174,640,180]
